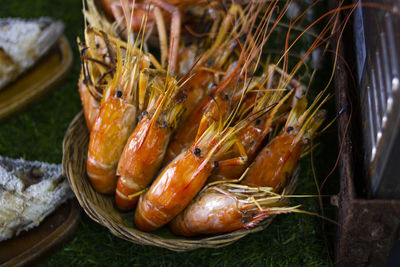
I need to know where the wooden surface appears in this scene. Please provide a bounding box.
[0,199,81,267]
[0,35,73,121]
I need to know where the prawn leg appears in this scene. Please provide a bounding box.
[153,6,168,67]
[213,140,248,167]
[143,0,181,75]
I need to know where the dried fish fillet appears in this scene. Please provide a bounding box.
[0,156,73,242]
[0,17,64,90]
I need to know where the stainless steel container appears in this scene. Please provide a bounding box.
[354,0,400,198]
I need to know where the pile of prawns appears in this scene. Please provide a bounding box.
[77,0,336,236]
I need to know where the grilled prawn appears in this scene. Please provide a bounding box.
[134,116,256,231]
[86,30,161,194]
[115,76,186,210]
[169,93,328,236]
[169,183,297,236]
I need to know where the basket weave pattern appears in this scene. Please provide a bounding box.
[62,111,297,251]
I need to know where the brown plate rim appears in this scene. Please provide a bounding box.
[0,198,81,267]
[0,35,73,121]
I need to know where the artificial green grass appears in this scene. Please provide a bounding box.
[0,1,339,266]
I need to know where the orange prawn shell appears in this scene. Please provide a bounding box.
[211,123,263,181]
[87,96,136,194]
[163,92,230,164]
[170,191,243,236]
[78,76,100,132]
[115,116,169,209]
[242,133,303,191]
[163,68,227,164]
[135,149,212,231]
[162,107,202,163]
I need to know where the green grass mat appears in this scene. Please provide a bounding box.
[0,1,339,266]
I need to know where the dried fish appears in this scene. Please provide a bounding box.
[0,156,73,241]
[0,17,64,89]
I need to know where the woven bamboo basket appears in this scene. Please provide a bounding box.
[62,111,299,251]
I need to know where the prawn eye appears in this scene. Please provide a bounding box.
[142,111,148,116]
[213,161,219,168]
[194,148,201,156]
[255,119,261,125]
[286,126,294,133]
[224,94,229,100]
[241,217,248,223]
[116,91,123,98]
